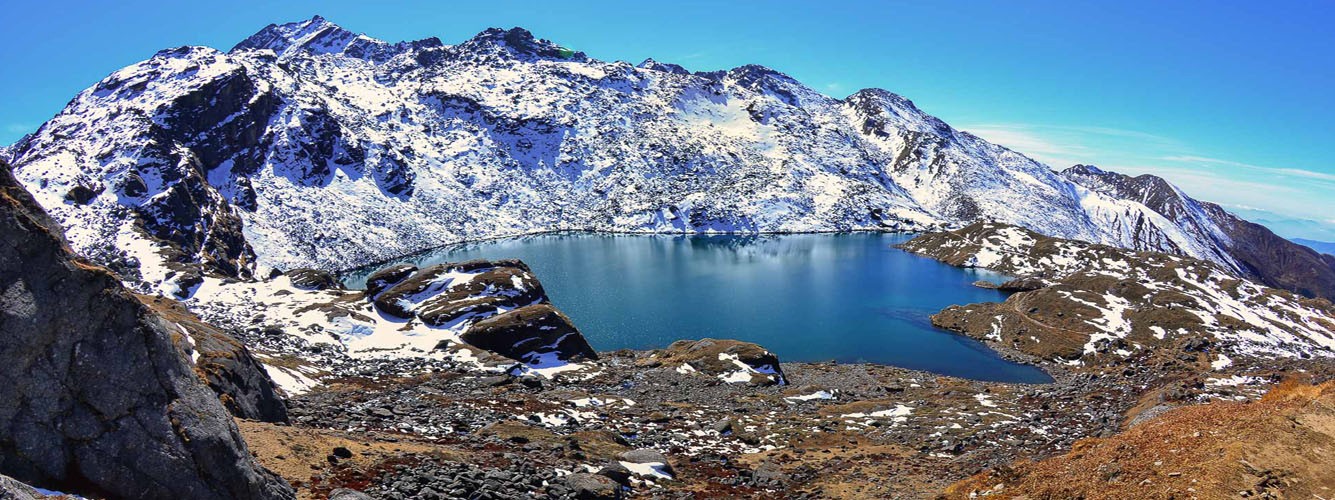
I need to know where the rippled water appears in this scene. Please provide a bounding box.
[343,232,1051,383]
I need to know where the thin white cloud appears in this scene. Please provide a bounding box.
[4,124,34,134]
[1159,155,1335,183]
[959,123,1098,167]
[958,121,1334,239]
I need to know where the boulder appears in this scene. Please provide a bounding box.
[460,304,598,363]
[619,449,674,476]
[0,161,293,499]
[565,473,619,499]
[596,462,633,486]
[654,338,786,386]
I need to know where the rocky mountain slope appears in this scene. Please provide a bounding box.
[898,222,1335,365]
[0,161,292,499]
[7,15,1327,300]
[1062,164,1335,299]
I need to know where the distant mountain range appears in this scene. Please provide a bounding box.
[5,15,1333,299]
[1294,238,1335,256]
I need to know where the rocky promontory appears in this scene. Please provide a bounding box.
[0,161,293,499]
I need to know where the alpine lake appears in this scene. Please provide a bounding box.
[343,232,1052,384]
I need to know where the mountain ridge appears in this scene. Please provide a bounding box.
[8,15,1332,299]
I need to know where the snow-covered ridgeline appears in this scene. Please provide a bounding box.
[5,16,1272,290]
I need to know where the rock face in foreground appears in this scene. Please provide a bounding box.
[140,294,290,422]
[0,162,292,499]
[899,222,1335,365]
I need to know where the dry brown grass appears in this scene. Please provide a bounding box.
[237,420,458,500]
[943,379,1335,500]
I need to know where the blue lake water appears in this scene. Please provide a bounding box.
[343,232,1051,384]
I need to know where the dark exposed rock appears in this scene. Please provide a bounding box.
[460,304,598,363]
[62,183,101,204]
[285,268,344,290]
[139,295,289,423]
[996,276,1049,292]
[596,462,633,486]
[0,160,292,499]
[365,263,417,297]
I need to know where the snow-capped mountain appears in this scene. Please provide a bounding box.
[1061,164,1335,299]
[7,16,1329,298]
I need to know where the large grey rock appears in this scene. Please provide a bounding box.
[0,161,292,499]
[138,294,289,423]
[565,473,619,499]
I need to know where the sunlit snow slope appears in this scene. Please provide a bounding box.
[8,16,1329,298]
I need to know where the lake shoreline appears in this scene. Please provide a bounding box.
[331,231,1050,384]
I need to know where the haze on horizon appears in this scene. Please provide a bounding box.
[1,0,1331,240]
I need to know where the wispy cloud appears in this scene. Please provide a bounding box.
[960,122,1187,169]
[1159,155,1335,184]
[959,123,1097,167]
[959,121,1335,240]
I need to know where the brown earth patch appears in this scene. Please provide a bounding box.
[943,379,1335,499]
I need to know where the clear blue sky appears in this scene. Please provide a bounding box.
[2,0,1332,239]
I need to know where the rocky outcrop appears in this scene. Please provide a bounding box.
[139,295,290,423]
[373,259,545,326]
[364,263,417,297]
[460,303,597,363]
[0,474,41,500]
[646,338,787,385]
[0,161,292,499]
[900,222,1335,365]
[284,268,344,290]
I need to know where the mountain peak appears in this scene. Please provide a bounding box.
[230,15,361,57]
[457,27,584,61]
[1062,164,1108,176]
[637,58,690,75]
